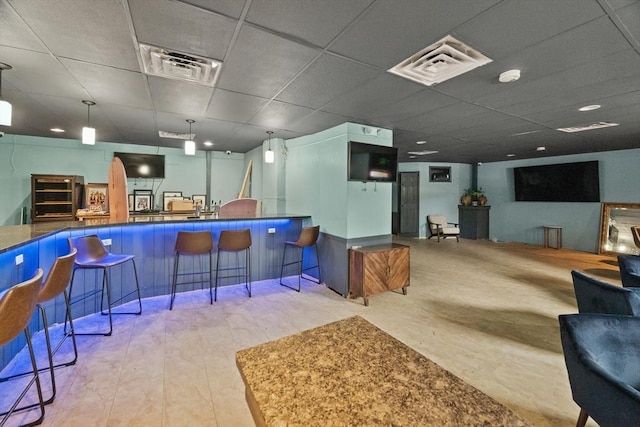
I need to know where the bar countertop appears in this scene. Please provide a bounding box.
[0,213,310,253]
[236,316,532,426]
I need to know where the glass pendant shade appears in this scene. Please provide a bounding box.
[264,130,275,164]
[82,126,95,145]
[0,100,11,126]
[81,100,96,145]
[0,63,12,126]
[184,119,196,155]
[265,149,275,163]
[185,139,196,155]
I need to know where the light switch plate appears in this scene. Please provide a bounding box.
[15,254,24,265]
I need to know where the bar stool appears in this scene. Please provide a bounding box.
[0,269,45,427]
[280,225,321,292]
[0,249,77,406]
[170,230,214,310]
[67,235,142,336]
[215,229,252,300]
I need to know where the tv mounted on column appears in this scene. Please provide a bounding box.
[348,141,398,182]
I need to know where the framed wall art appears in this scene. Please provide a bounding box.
[133,189,153,212]
[163,191,183,211]
[86,183,109,212]
[192,194,206,208]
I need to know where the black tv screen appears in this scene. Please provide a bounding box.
[514,161,600,202]
[348,141,398,182]
[114,152,165,179]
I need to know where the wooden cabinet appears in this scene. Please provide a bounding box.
[31,174,84,222]
[349,243,410,306]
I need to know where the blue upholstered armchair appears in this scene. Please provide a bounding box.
[559,314,640,427]
[571,270,640,316]
[618,254,640,289]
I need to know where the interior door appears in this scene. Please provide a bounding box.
[398,172,419,236]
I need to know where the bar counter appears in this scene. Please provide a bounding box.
[0,213,309,254]
[0,213,313,369]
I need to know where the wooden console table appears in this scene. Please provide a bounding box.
[543,225,562,249]
[236,316,531,426]
[349,243,409,306]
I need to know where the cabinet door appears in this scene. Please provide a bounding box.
[387,247,409,290]
[363,252,389,296]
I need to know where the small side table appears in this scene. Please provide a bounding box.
[543,226,562,249]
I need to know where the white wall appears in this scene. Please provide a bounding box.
[0,134,244,225]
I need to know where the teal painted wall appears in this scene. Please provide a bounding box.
[0,134,244,225]
[397,162,473,237]
[285,123,393,239]
[478,148,640,252]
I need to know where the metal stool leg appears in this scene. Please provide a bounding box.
[214,250,221,302]
[280,243,301,292]
[246,247,251,297]
[0,328,45,427]
[170,253,180,310]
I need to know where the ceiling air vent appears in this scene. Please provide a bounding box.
[557,121,619,133]
[407,150,439,156]
[388,35,492,86]
[158,131,194,140]
[139,43,222,87]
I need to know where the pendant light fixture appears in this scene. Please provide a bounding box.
[81,100,96,145]
[0,63,13,127]
[185,119,196,155]
[265,131,274,164]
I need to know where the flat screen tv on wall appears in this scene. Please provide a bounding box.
[114,152,165,179]
[348,141,398,182]
[513,160,600,202]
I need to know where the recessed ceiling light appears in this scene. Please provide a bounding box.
[507,154,515,157]
[416,140,427,145]
[499,69,521,83]
[50,128,65,133]
[203,141,213,146]
[578,104,601,112]
[536,146,546,151]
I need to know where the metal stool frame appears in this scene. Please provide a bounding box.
[0,249,78,407]
[280,226,321,292]
[215,229,252,300]
[0,269,46,427]
[170,230,214,310]
[66,235,142,336]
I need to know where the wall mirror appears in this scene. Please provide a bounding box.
[599,202,640,255]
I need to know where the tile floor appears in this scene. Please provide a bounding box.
[1,237,616,426]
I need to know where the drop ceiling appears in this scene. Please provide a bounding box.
[0,0,638,163]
